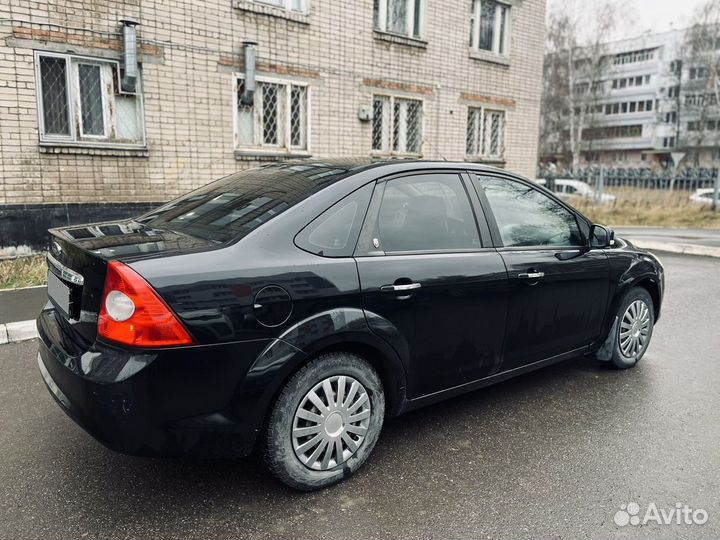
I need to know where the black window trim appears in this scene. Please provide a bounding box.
[353,168,492,257]
[293,180,376,258]
[469,171,592,251]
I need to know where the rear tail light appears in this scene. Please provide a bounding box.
[98,261,194,347]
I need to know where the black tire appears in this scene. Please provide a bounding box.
[595,286,655,369]
[264,352,385,491]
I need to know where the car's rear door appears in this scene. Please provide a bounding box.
[354,171,508,398]
[471,173,610,371]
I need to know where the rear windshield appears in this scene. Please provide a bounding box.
[135,162,360,242]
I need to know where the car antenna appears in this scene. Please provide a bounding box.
[423,136,448,161]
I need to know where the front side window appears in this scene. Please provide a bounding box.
[236,77,309,153]
[373,0,425,39]
[466,107,506,160]
[470,0,510,56]
[35,52,145,146]
[476,176,583,248]
[370,174,480,253]
[372,95,423,155]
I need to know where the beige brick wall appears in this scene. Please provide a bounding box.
[0,0,546,206]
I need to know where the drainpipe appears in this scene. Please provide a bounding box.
[240,40,257,106]
[120,17,139,92]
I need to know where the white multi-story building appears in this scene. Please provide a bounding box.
[545,28,720,168]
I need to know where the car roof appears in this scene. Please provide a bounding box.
[253,158,518,181]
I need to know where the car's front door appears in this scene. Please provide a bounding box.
[472,174,610,371]
[355,172,509,398]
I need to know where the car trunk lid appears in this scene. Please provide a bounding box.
[46,220,216,344]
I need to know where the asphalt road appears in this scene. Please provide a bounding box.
[1,253,718,540]
[0,286,47,324]
[615,227,720,248]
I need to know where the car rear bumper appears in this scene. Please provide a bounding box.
[36,307,270,458]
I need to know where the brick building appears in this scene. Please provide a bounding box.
[0,0,545,249]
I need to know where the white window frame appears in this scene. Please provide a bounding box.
[252,0,306,12]
[374,0,426,40]
[233,74,312,155]
[471,0,511,57]
[34,51,146,148]
[466,106,506,161]
[371,93,425,157]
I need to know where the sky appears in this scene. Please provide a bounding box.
[546,0,710,42]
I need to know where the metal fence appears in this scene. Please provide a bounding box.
[536,166,720,208]
[537,166,719,192]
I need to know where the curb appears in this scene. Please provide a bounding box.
[0,320,38,345]
[631,240,720,258]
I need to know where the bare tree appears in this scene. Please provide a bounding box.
[540,0,625,172]
[680,0,720,165]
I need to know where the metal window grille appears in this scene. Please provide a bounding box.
[36,52,145,146]
[372,95,422,155]
[466,107,482,156]
[466,107,505,159]
[236,78,309,152]
[484,110,505,158]
[39,56,70,136]
[78,64,105,136]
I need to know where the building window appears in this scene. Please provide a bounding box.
[235,76,310,154]
[471,0,510,56]
[373,0,425,39]
[466,107,505,160]
[35,52,145,146]
[665,111,677,123]
[252,0,306,12]
[372,95,423,155]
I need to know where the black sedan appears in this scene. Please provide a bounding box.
[37,160,664,490]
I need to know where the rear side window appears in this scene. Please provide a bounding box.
[476,176,583,248]
[370,173,481,253]
[295,182,374,257]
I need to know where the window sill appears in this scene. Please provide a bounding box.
[466,156,506,167]
[38,142,149,157]
[232,1,310,24]
[373,30,428,49]
[468,49,511,67]
[234,149,312,161]
[370,152,423,159]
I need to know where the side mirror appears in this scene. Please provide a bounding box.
[590,224,614,248]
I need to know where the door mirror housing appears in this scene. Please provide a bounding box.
[590,224,614,248]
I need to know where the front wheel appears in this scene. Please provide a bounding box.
[596,287,655,369]
[264,352,385,490]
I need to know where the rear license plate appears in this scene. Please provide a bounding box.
[47,271,72,317]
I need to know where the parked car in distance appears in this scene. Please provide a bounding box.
[689,188,717,206]
[535,178,617,204]
[37,160,664,490]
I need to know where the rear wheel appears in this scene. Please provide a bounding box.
[264,352,385,490]
[596,287,655,369]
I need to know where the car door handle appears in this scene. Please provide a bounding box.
[380,283,422,293]
[518,271,545,280]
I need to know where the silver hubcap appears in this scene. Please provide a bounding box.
[292,375,371,471]
[619,299,651,358]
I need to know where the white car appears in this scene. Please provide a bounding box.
[689,188,717,206]
[535,178,617,204]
